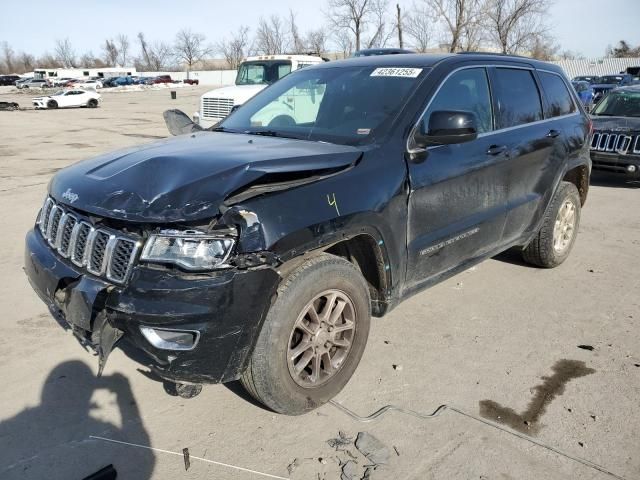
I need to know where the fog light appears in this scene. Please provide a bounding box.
[627,165,637,173]
[140,326,199,351]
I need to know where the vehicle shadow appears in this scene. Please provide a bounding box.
[0,360,155,480]
[590,172,640,189]
[492,247,536,268]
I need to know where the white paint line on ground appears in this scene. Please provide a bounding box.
[89,435,289,480]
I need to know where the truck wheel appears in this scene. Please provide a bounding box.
[241,253,371,415]
[47,100,58,109]
[523,181,581,268]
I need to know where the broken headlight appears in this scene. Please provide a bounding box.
[141,230,235,271]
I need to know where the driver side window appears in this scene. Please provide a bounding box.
[423,68,493,134]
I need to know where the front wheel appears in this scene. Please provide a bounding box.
[47,99,58,109]
[522,181,581,268]
[241,253,371,415]
[87,99,98,108]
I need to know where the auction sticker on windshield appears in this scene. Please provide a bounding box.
[371,67,423,78]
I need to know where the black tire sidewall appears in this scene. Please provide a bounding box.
[250,255,371,414]
[47,100,57,109]
[540,182,581,266]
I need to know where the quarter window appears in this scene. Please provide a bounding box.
[540,72,576,117]
[492,68,543,129]
[423,68,493,134]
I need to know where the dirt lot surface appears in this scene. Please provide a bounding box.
[0,85,638,480]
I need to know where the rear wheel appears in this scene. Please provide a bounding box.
[87,98,98,108]
[523,181,581,268]
[241,253,371,415]
[47,99,58,109]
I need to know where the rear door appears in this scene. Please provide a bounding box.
[487,67,559,242]
[405,66,512,291]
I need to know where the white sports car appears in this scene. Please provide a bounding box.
[32,89,101,109]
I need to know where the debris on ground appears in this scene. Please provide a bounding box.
[392,364,403,371]
[340,460,359,480]
[577,345,594,351]
[355,432,390,466]
[393,446,400,456]
[183,447,190,471]
[327,431,353,450]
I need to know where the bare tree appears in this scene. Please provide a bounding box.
[37,52,62,69]
[486,0,549,55]
[404,3,435,52]
[54,38,76,68]
[103,39,119,66]
[174,29,211,70]
[217,26,251,69]
[326,0,377,51]
[137,33,151,69]
[254,16,289,54]
[306,29,329,56]
[607,40,640,58]
[148,42,174,71]
[18,52,35,73]
[333,28,355,58]
[396,4,403,48]
[423,0,483,52]
[289,11,306,52]
[116,34,130,66]
[1,41,15,73]
[365,0,394,48]
[529,34,558,61]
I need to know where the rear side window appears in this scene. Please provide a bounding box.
[492,68,543,129]
[540,72,576,117]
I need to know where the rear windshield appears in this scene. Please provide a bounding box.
[592,90,640,117]
[599,76,623,84]
[222,65,427,145]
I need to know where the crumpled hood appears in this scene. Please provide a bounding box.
[49,132,362,222]
[591,115,640,131]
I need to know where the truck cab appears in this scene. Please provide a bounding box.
[195,54,325,128]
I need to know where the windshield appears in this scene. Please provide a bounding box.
[599,76,623,85]
[235,61,293,86]
[592,90,640,117]
[221,65,427,145]
[52,90,65,96]
[572,82,588,92]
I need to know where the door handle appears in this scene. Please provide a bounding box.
[547,129,561,138]
[486,145,508,156]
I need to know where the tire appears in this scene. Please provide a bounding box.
[47,100,58,109]
[241,253,371,415]
[522,181,581,268]
[87,99,98,108]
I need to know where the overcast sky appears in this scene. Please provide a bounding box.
[1,0,639,59]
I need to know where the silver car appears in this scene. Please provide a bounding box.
[16,78,49,89]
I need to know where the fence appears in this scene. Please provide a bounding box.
[551,57,640,79]
[138,70,237,86]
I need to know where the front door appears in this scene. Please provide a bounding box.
[405,67,511,292]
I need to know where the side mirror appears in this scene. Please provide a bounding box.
[163,109,203,136]
[414,110,478,147]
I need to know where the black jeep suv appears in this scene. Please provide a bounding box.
[24,54,591,415]
[589,85,640,178]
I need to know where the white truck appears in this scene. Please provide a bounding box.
[195,54,325,128]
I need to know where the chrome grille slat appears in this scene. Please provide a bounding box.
[201,97,234,119]
[590,130,640,155]
[37,198,139,284]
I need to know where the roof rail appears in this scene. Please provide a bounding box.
[457,51,533,60]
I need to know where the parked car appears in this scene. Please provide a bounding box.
[572,75,599,84]
[571,80,594,108]
[73,79,103,89]
[0,101,19,110]
[112,76,135,86]
[24,53,591,415]
[589,85,640,177]
[32,89,101,109]
[100,77,119,88]
[183,78,199,85]
[352,48,416,56]
[591,74,636,103]
[151,75,174,84]
[51,77,76,87]
[0,75,21,86]
[16,78,49,89]
[197,54,326,128]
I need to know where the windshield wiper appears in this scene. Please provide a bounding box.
[245,130,301,139]
[208,125,241,133]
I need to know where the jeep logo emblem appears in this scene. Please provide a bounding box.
[62,188,79,203]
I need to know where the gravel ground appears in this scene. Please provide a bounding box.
[0,85,638,480]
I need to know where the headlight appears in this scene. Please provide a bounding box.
[141,230,235,271]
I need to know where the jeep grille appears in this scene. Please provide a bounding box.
[590,131,640,155]
[37,198,141,284]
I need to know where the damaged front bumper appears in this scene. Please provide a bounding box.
[24,228,280,384]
